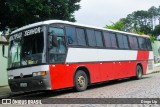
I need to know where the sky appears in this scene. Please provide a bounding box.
[74,0,160,27]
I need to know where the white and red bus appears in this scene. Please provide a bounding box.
[7,20,154,92]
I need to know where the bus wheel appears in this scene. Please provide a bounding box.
[74,70,88,92]
[136,65,143,79]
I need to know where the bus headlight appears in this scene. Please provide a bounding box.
[32,71,46,77]
[8,75,14,79]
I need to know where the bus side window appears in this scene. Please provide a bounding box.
[138,37,147,50]
[129,36,139,50]
[86,29,96,47]
[95,31,103,47]
[66,27,78,45]
[103,32,111,48]
[123,35,129,49]
[110,33,118,48]
[117,34,129,49]
[146,38,152,51]
[76,28,87,46]
[117,34,124,48]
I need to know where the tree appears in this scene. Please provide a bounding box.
[0,0,11,31]
[105,18,126,31]
[106,5,160,36]
[148,6,158,29]
[157,6,160,25]
[0,0,81,31]
[153,25,160,36]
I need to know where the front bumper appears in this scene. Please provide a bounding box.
[8,76,51,92]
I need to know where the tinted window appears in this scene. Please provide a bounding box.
[95,31,103,47]
[129,36,139,49]
[123,35,129,49]
[86,29,96,47]
[110,33,118,48]
[49,28,64,36]
[117,34,124,48]
[138,37,147,50]
[66,27,77,45]
[146,38,152,50]
[103,32,112,48]
[76,28,86,46]
[117,34,129,49]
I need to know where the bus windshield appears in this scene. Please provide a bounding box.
[8,26,46,68]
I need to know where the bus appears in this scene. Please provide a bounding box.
[7,20,154,92]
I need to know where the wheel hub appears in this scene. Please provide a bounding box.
[77,75,85,87]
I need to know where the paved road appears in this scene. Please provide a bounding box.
[9,72,160,100]
[0,72,158,106]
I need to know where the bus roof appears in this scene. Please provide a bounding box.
[11,20,150,38]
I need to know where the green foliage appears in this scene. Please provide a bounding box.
[154,25,160,36]
[105,18,125,31]
[148,34,156,43]
[0,0,81,30]
[106,5,160,37]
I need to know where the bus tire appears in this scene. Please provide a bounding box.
[74,70,88,92]
[136,65,143,80]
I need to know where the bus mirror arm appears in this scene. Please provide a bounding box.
[2,45,8,58]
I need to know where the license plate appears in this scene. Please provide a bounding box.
[20,83,27,87]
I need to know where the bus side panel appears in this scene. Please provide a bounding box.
[111,61,137,80]
[49,64,74,90]
[137,51,150,74]
[49,63,100,90]
[49,50,151,90]
[99,62,113,81]
[127,61,137,77]
[83,63,101,83]
[117,61,136,79]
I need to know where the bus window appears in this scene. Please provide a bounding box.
[86,29,96,47]
[146,38,152,50]
[138,37,147,50]
[49,27,66,63]
[123,35,129,49]
[133,37,139,49]
[129,36,138,49]
[110,33,118,48]
[66,27,77,45]
[76,28,86,46]
[103,32,111,48]
[49,27,64,36]
[95,31,103,47]
[117,34,124,48]
[117,34,129,49]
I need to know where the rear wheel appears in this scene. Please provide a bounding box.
[74,70,88,92]
[136,65,143,79]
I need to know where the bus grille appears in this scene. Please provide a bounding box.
[14,74,32,79]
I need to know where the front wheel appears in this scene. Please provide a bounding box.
[74,70,88,92]
[136,65,143,80]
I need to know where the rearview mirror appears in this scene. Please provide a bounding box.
[2,45,4,56]
[49,35,58,48]
[52,35,58,47]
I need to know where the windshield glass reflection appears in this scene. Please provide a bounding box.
[8,26,46,68]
